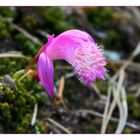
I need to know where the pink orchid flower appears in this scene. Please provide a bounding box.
[37,29,106,96]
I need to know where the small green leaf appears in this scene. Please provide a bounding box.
[13,69,25,80]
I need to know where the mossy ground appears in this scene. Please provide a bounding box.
[0,7,140,133]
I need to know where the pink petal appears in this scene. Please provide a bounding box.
[73,42,106,85]
[46,34,81,61]
[42,29,106,87]
[60,29,94,42]
[46,30,95,61]
[38,52,54,96]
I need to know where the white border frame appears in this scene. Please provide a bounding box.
[0,0,140,6]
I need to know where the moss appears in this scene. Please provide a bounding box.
[87,126,97,133]
[85,7,113,29]
[15,126,27,133]
[23,15,38,29]
[3,84,16,101]
[41,7,75,34]
[123,127,132,134]
[0,58,29,75]
[20,79,47,106]
[95,79,108,95]
[15,114,32,133]
[35,120,46,133]
[0,102,12,122]
[0,77,46,133]
[34,93,46,105]
[127,94,136,104]
[0,7,17,18]
[42,7,66,24]
[0,21,13,39]
[107,122,117,133]
[54,21,74,33]
[15,33,40,56]
[130,102,140,119]
[127,94,140,119]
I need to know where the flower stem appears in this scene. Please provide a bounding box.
[15,45,45,82]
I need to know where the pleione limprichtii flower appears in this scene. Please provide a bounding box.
[37,29,107,96]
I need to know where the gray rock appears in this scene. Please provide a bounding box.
[2,74,16,89]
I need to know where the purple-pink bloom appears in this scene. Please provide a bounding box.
[37,29,107,96]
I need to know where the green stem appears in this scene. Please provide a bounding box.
[15,45,46,82]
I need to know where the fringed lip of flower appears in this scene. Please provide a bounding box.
[37,29,107,96]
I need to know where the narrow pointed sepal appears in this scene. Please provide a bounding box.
[37,52,54,96]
